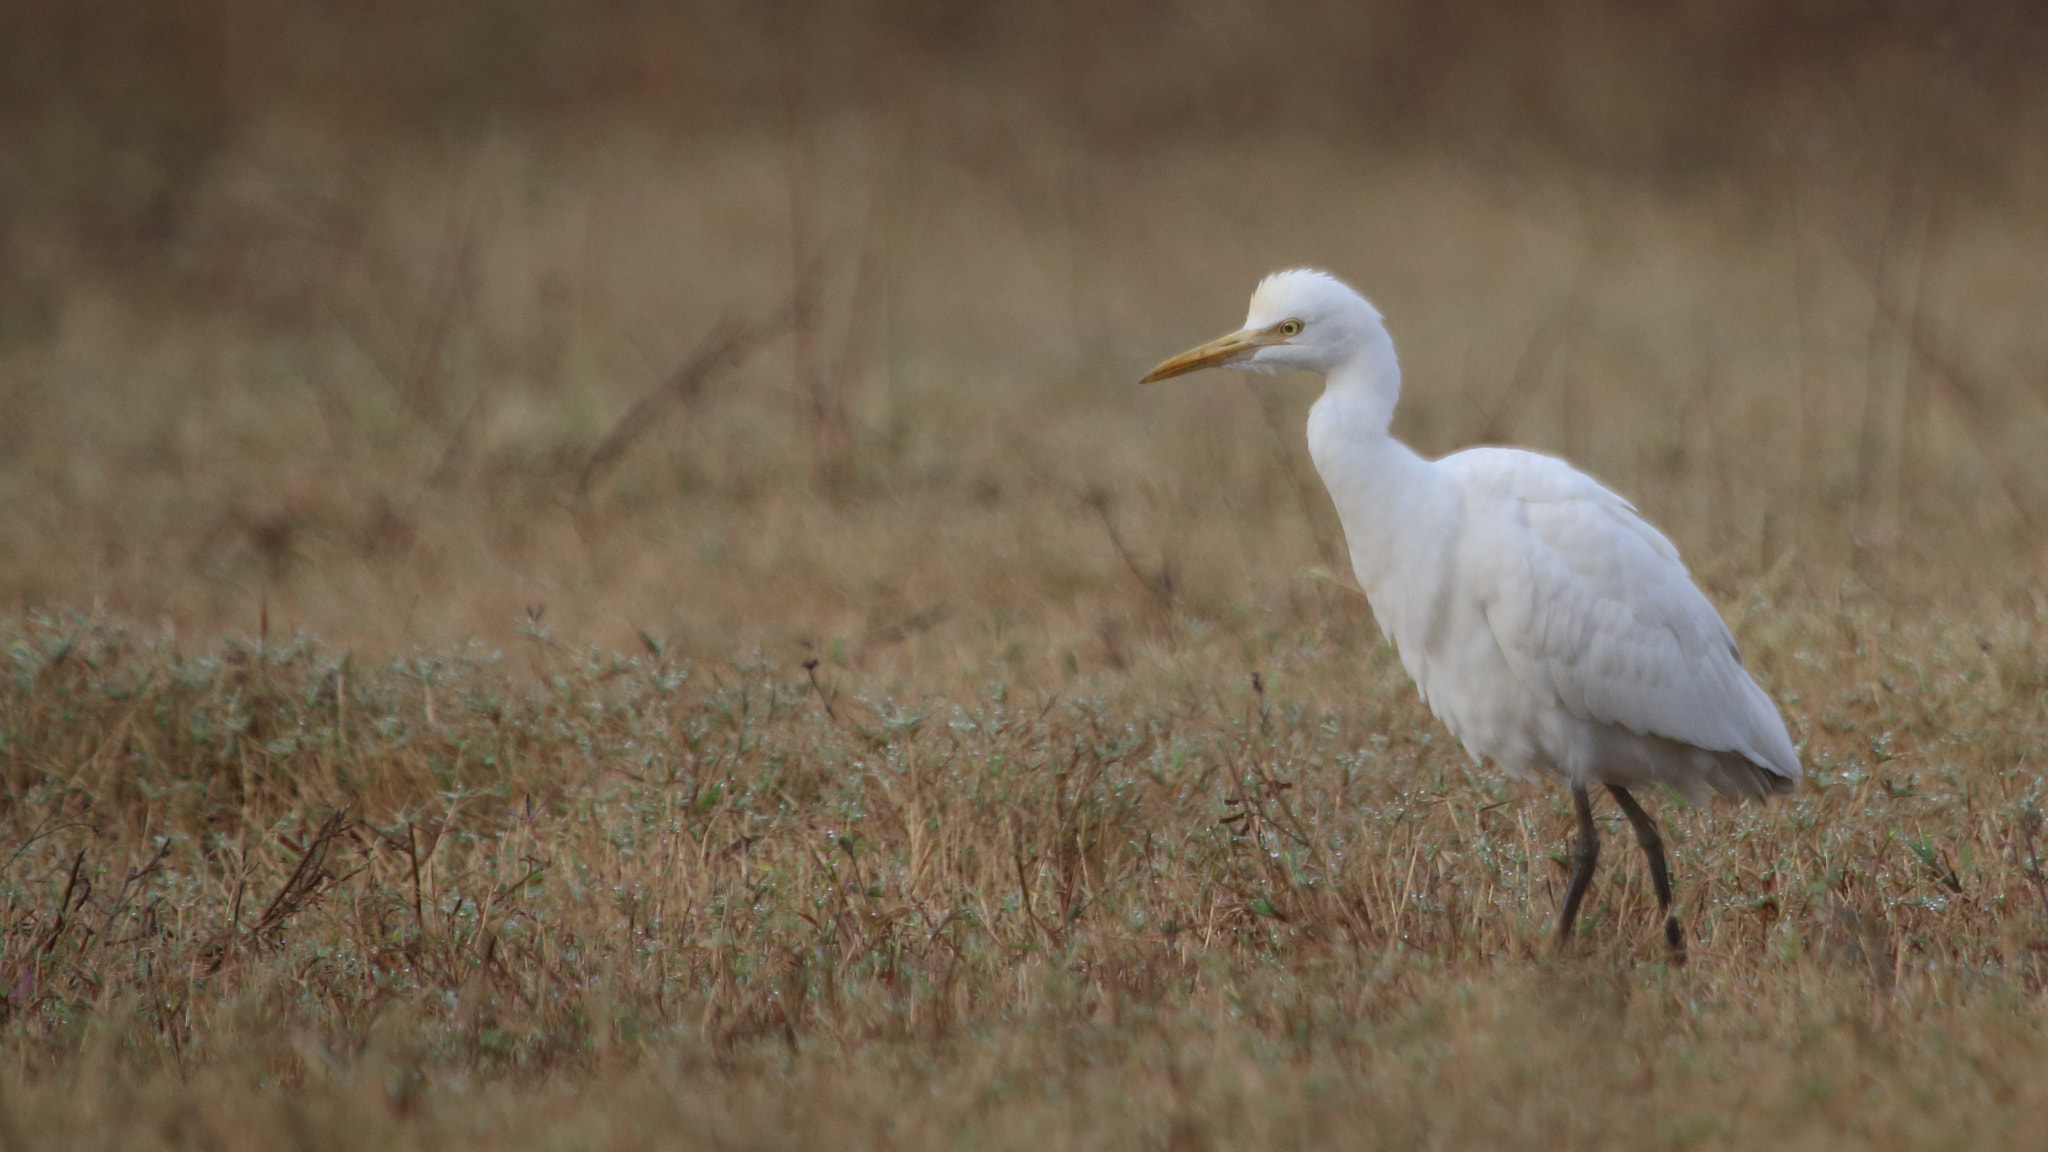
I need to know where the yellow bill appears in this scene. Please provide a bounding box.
[1140,329,1270,383]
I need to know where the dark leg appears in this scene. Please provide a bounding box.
[1607,785,1686,964]
[1556,784,1600,949]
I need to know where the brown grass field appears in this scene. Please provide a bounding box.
[5,3,2048,1147]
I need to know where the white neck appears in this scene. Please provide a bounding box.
[1302,347,1450,598]
[1320,334,1401,434]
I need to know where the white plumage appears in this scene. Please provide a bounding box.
[1142,269,1800,956]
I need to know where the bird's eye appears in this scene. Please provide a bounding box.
[1278,319,1303,337]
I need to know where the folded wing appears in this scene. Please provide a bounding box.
[1442,448,1800,785]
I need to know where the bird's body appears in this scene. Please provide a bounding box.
[1308,415,1797,807]
[1143,269,1800,955]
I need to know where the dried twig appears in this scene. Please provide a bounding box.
[1822,186,2047,534]
[1013,845,1059,948]
[95,837,172,947]
[2,814,92,879]
[577,297,810,498]
[1867,292,2047,535]
[800,658,839,722]
[400,211,476,418]
[249,809,354,940]
[37,850,89,958]
[408,822,428,932]
[1083,487,1176,616]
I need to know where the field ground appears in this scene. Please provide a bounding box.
[3,591,2047,1149]
[8,5,2048,1146]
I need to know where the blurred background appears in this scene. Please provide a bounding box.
[4,0,2047,678]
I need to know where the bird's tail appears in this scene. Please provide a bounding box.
[1697,747,1798,804]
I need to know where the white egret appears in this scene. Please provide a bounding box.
[1142,270,1800,957]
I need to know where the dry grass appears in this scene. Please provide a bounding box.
[7,3,2048,1147]
[2,595,2046,1149]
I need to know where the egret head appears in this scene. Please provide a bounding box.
[1141,269,1389,383]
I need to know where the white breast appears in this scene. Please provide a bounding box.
[1356,504,1558,782]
